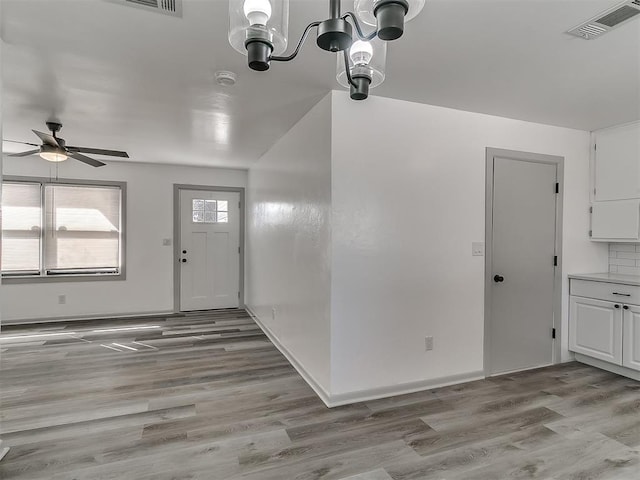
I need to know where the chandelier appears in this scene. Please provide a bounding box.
[229,0,425,100]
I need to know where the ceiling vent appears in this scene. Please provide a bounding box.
[567,0,640,39]
[105,0,182,17]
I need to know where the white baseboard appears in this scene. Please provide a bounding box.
[2,310,177,326]
[246,306,486,408]
[327,370,486,407]
[0,439,8,462]
[245,306,333,407]
[575,353,640,381]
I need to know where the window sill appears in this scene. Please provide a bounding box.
[2,272,126,285]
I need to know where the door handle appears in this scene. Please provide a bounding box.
[615,304,620,309]
[613,292,631,297]
[494,275,504,283]
[623,305,629,310]
[180,258,187,263]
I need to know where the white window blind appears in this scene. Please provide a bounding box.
[1,180,123,279]
[1,182,42,274]
[44,185,121,273]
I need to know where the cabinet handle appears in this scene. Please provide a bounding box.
[613,292,631,296]
[623,305,629,310]
[615,304,620,308]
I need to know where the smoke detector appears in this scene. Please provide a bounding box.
[567,0,640,39]
[215,71,237,87]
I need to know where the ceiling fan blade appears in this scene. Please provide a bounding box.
[68,151,106,167]
[8,149,40,157]
[66,146,129,158]
[32,130,60,147]
[3,139,40,146]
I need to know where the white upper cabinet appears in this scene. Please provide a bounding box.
[594,122,640,201]
[591,200,640,241]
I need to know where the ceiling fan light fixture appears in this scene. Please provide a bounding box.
[39,145,68,163]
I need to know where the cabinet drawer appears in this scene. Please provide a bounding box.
[570,279,640,305]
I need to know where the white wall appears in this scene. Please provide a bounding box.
[1,157,246,322]
[330,91,608,396]
[247,94,332,395]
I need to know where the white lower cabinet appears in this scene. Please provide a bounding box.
[623,305,640,371]
[569,296,623,365]
[569,277,640,376]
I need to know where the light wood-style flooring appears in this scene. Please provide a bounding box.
[1,309,639,479]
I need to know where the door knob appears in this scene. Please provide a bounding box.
[182,250,187,254]
[623,305,629,310]
[494,275,504,283]
[615,304,620,309]
[181,258,187,263]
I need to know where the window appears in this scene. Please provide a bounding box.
[2,179,125,281]
[192,199,228,223]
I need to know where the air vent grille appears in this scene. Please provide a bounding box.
[596,5,640,27]
[128,0,158,8]
[105,0,182,17]
[567,0,640,39]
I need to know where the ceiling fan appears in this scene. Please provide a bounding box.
[3,121,129,167]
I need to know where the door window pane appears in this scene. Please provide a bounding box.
[192,198,229,223]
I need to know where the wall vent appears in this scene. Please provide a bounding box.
[567,0,640,39]
[105,0,182,17]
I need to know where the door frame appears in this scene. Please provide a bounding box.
[173,184,245,312]
[484,148,564,376]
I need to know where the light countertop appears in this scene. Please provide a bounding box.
[568,272,640,286]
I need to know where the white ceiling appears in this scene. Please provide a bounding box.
[1,0,639,168]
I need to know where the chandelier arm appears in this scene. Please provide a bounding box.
[342,49,357,88]
[271,21,322,62]
[341,12,378,41]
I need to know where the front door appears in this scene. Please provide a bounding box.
[179,189,240,311]
[488,152,558,375]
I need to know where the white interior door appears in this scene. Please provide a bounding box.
[179,189,240,311]
[488,155,558,375]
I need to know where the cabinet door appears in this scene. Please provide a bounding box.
[569,296,623,364]
[591,200,640,241]
[594,122,640,201]
[623,305,640,371]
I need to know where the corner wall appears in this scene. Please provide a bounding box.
[330,91,607,398]
[1,158,246,322]
[246,94,333,395]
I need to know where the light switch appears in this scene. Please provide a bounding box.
[162,238,172,246]
[472,242,484,256]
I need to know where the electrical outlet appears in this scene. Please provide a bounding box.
[425,336,434,351]
[472,242,484,256]
[271,307,277,320]
[58,294,66,305]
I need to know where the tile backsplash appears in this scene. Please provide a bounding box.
[609,244,640,276]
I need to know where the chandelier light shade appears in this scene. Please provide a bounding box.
[228,0,425,100]
[336,38,387,100]
[228,0,290,70]
[354,0,425,39]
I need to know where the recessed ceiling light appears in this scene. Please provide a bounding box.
[215,71,237,87]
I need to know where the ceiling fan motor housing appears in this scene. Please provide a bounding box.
[46,121,63,135]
